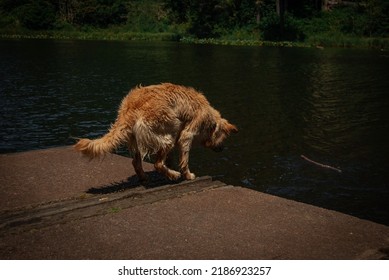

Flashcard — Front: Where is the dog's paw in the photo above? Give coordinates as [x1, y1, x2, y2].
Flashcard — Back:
[184, 172, 196, 180]
[167, 170, 181, 181]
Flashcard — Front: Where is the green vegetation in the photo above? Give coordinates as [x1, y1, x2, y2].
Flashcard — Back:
[1, 0, 388, 49]
[108, 207, 122, 214]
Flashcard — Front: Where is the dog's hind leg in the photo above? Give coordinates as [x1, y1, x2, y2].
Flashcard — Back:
[154, 149, 181, 181]
[132, 151, 148, 183]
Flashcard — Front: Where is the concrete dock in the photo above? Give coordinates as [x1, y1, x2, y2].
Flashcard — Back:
[0, 146, 388, 259]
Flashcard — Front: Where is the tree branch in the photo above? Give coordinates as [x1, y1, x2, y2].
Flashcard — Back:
[301, 155, 342, 173]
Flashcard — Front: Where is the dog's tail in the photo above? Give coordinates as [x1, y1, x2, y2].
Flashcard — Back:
[74, 120, 128, 158]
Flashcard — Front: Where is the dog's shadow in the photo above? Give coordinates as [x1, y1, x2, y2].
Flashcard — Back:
[86, 171, 181, 194]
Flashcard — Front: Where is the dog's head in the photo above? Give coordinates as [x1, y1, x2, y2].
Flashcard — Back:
[204, 118, 238, 152]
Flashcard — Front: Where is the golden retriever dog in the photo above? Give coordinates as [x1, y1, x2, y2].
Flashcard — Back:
[74, 83, 237, 181]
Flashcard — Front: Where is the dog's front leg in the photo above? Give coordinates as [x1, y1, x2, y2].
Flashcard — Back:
[178, 132, 196, 180]
[154, 149, 181, 181]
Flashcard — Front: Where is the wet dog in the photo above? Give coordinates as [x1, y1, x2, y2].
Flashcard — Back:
[74, 83, 237, 181]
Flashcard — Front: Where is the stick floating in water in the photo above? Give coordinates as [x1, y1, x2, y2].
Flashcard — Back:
[301, 155, 342, 173]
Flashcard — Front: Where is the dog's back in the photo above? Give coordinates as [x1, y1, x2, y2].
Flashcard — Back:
[118, 83, 214, 123]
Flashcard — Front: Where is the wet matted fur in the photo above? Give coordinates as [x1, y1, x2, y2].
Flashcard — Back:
[74, 83, 237, 181]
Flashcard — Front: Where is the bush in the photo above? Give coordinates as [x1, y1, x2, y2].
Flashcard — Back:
[17, 0, 56, 30]
[126, 1, 169, 33]
[187, 0, 221, 38]
[260, 12, 305, 41]
[0, 12, 16, 28]
[302, 4, 389, 38]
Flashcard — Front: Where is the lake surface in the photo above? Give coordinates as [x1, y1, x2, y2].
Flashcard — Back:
[1, 39, 388, 225]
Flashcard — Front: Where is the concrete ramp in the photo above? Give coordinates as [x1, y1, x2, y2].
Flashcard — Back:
[0, 147, 388, 259]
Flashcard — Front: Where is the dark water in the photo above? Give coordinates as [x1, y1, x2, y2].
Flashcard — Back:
[1, 39, 389, 225]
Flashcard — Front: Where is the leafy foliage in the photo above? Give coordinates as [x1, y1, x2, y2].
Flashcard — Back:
[73, 0, 128, 27]
[126, 1, 169, 32]
[259, 10, 305, 41]
[0, 0, 388, 45]
[16, 0, 56, 30]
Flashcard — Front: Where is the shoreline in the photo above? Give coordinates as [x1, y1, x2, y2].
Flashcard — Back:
[1, 29, 388, 50]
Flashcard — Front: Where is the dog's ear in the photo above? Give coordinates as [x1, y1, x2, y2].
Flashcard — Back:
[222, 119, 238, 135]
[228, 123, 238, 134]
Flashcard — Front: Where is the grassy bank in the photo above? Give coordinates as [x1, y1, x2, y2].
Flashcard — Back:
[0, 28, 180, 41]
[0, 28, 307, 47]
[305, 33, 389, 50]
[1, 28, 388, 50]
[180, 36, 309, 48]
